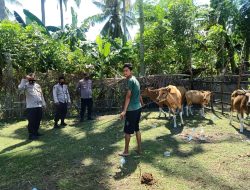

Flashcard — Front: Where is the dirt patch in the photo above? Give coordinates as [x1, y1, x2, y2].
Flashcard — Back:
[178, 133, 213, 143]
[178, 131, 246, 144]
[141, 173, 155, 185]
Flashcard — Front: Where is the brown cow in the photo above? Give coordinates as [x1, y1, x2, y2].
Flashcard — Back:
[185, 90, 212, 117]
[156, 85, 184, 128]
[176, 86, 187, 107]
[141, 87, 169, 118]
[230, 89, 250, 133]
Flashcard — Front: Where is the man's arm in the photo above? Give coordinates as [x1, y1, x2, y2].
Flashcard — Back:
[140, 95, 144, 107]
[120, 90, 131, 119]
[18, 78, 27, 91]
[67, 86, 71, 103]
[53, 85, 59, 104]
[41, 90, 46, 107]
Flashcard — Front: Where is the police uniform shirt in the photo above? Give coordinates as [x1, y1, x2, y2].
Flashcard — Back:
[18, 79, 46, 108]
[53, 83, 71, 103]
[76, 79, 92, 99]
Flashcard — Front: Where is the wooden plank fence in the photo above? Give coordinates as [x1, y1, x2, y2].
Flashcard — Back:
[0, 73, 249, 120]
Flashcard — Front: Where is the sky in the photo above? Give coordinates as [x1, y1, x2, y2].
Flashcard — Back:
[6, 0, 210, 41]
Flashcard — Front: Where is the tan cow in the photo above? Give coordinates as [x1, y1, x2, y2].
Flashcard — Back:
[156, 85, 184, 128]
[176, 86, 187, 107]
[141, 87, 168, 118]
[230, 89, 250, 133]
[185, 90, 212, 117]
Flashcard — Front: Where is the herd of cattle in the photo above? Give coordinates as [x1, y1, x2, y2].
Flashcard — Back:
[141, 85, 250, 133]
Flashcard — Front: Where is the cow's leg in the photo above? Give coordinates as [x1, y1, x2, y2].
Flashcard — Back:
[229, 111, 233, 125]
[186, 106, 189, 117]
[173, 114, 177, 128]
[158, 107, 162, 118]
[168, 108, 171, 118]
[179, 111, 184, 125]
[189, 106, 193, 115]
[239, 113, 244, 133]
[201, 107, 205, 117]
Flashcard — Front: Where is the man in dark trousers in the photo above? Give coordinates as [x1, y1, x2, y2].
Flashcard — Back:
[53, 76, 71, 128]
[119, 63, 144, 156]
[77, 73, 93, 122]
[18, 73, 46, 140]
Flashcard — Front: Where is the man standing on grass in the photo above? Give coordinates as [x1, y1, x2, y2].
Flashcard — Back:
[119, 63, 144, 156]
[18, 73, 46, 140]
[53, 76, 71, 129]
[77, 73, 93, 122]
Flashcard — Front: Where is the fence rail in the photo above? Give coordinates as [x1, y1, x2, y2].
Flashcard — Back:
[0, 72, 249, 120]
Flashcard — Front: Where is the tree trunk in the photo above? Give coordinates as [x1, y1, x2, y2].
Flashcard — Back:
[122, 0, 126, 46]
[138, 0, 145, 76]
[228, 46, 236, 74]
[0, 0, 7, 20]
[41, 0, 46, 25]
[244, 42, 250, 72]
[59, 0, 64, 30]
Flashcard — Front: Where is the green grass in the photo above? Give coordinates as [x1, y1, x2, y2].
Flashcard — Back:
[0, 110, 250, 190]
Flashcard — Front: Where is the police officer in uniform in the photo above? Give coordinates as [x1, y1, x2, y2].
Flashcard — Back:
[18, 73, 46, 140]
[76, 73, 93, 122]
[53, 76, 71, 128]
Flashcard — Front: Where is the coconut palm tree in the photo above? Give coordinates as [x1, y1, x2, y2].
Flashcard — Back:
[58, 0, 81, 29]
[122, 0, 131, 44]
[138, 0, 145, 76]
[237, 0, 250, 64]
[41, 0, 46, 24]
[86, 0, 136, 40]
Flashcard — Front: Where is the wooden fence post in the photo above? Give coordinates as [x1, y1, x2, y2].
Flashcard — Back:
[221, 76, 224, 114]
[210, 77, 214, 112]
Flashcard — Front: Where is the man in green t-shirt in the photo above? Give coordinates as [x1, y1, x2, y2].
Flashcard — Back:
[119, 63, 144, 156]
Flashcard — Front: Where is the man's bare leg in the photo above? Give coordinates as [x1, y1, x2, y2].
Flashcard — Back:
[135, 131, 142, 154]
[122, 133, 131, 155]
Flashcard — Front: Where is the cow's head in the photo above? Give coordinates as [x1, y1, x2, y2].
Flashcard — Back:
[156, 87, 171, 102]
[242, 88, 250, 106]
[245, 93, 250, 106]
[202, 91, 212, 106]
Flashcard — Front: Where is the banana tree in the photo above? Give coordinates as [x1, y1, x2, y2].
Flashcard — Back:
[14, 9, 61, 35]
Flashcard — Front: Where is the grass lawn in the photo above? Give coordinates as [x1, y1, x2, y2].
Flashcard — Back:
[0, 110, 250, 190]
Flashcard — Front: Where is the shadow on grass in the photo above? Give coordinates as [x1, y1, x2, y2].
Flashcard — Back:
[0, 115, 122, 190]
[231, 124, 250, 139]
[0, 140, 32, 155]
[0, 111, 243, 190]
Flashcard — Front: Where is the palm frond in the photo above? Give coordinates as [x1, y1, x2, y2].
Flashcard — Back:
[14, 11, 26, 27]
[92, 0, 106, 10]
[85, 13, 109, 25]
[46, 26, 61, 32]
[23, 9, 50, 35]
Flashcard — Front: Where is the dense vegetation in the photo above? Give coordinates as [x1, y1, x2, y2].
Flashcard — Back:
[0, 0, 250, 78]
